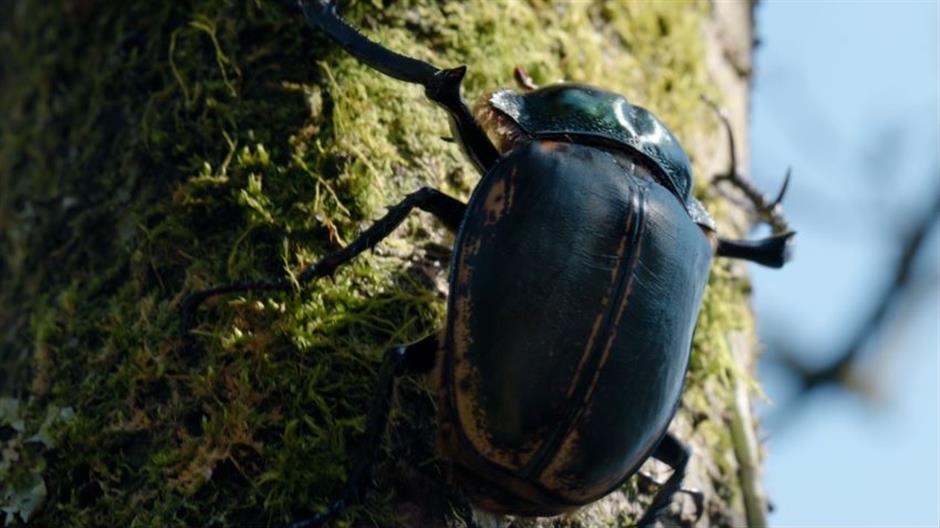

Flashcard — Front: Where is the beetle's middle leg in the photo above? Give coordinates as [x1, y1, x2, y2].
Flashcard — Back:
[181, 187, 465, 346]
[289, 333, 440, 528]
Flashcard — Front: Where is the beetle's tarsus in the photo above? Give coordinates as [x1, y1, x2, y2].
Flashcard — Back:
[704, 96, 793, 234]
[637, 472, 704, 520]
[636, 433, 693, 527]
[768, 167, 792, 210]
[289, 336, 439, 528]
[689, 487, 705, 522]
[637, 471, 705, 524]
[717, 168, 792, 233]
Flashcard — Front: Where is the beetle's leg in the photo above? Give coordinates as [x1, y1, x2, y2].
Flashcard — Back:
[700, 97, 796, 268]
[299, 0, 499, 173]
[716, 231, 795, 269]
[513, 66, 538, 91]
[703, 96, 792, 234]
[290, 334, 440, 528]
[181, 188, 465, 347]
[636, 433, 703, 527]
[637, 471, 705, 523]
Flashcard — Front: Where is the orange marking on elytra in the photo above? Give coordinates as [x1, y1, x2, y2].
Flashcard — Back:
[564, 211, 634, 400]
[537, 140, 567, 153]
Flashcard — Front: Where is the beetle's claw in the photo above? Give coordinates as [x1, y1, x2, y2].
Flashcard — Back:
[684, 487, 705, 523]
[635, 471, 704, 524]
[713, 170, 792, 234]
[757, 168, 792, 233]
[767, 167, 792, 210]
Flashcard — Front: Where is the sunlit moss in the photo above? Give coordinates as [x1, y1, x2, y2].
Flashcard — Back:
[0, 1, 754, 526]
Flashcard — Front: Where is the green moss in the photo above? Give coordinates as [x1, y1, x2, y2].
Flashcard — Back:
[1, 1, 755, 526]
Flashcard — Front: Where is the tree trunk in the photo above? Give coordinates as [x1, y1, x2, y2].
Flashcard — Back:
[0, 1, 767, 526]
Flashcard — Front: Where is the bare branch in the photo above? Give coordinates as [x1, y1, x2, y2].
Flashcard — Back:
[770, 180, 940, 424]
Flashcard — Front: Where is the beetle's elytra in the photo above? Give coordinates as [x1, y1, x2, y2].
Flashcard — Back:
[181, 1, 794, 526]
[439, 139, 713, 515]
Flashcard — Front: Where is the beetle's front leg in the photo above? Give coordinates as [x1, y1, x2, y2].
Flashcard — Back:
[290, 334, 440, 528]
[180, 187, 465, 348]
[299, 0, 499, 173]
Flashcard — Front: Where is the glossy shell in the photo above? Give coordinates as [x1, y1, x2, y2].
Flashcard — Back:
[489, 84, 715, 229]
[437, 140, 713, 514]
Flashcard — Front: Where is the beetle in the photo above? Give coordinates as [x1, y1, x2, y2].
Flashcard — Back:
[181, 1, 794, 526]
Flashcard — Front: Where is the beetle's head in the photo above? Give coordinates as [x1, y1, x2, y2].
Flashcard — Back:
[474, 83, 716, 230]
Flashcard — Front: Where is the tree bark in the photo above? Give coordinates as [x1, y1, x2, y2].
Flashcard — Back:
[0, 1, 767, 526]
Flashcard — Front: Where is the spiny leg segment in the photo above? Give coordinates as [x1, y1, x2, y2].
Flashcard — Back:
[181, 188, 465, 348]
[702, 96, 796, 268]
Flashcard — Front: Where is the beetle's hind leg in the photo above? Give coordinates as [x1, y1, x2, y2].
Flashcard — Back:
[636, 433, 704, 527]
[180, 188, 465, 350]
[289, 334, 440, 528]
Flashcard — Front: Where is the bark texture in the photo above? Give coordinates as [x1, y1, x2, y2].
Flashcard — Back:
[0, 1, 766, 526]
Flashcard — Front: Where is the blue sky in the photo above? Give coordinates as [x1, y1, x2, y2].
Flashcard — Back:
[749, 1, 939, 526]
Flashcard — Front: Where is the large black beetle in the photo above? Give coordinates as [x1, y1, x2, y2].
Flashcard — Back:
[182, 1, 794, 526]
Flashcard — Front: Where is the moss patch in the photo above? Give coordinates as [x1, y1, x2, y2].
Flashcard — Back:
[1, 1, 752, 526]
